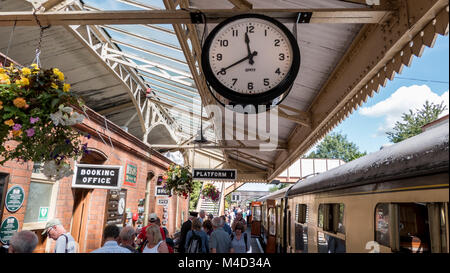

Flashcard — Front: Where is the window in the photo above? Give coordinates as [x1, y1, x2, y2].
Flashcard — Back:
[253, 206, 261, 221]
[317, 203, 346, 253]
[0, 173, 9, 220]
[294, 204, 308, 253]
[318, 203, 345, 234]
[24, 181, 54, 224]
[375, 202, 448, 253]
[268, 208, 276, 236]
[375, 203, 390, 247]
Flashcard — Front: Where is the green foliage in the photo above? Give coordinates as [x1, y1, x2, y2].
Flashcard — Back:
[224, 194, 231, 210]
[189, 180, 203, 211]
[163, 164, 194, 198]
[0, 64, 86, 177]
[386, 101, 447, 143]
[269, 183, 290, 192]
[307, 132, 366, 162]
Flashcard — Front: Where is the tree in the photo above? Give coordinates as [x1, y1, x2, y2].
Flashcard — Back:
[189, 180, 203, 211]
[269, 183, 290, 192]
[307, 132, 366, 162]
[386, 101, 447, 143]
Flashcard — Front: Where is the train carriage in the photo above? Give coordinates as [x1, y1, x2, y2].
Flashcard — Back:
[251, 120, 449, 253]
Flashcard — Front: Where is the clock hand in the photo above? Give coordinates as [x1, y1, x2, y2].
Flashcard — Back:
[217, 51, 257, 75]
[245, 32, 254, 65]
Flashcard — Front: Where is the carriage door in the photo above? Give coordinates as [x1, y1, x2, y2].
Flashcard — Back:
[266, 200, 276, 253]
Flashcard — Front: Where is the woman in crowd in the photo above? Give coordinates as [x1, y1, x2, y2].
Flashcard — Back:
[230, 222, 251, 253]
[142, 224, 169, 253]
[202, 219, 213, 237]
[185, 218, 209, 253]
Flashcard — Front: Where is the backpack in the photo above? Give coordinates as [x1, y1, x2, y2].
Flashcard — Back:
[186, 231, 203, 253]
[231, 233, 248, 252]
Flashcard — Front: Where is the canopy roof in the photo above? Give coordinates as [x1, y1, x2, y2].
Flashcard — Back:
[0, 0, 448, 183]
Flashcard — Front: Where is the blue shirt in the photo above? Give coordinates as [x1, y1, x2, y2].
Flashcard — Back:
[91, 240, 132, 253]
[185, 230, 209, 253]
[230, 232, 250, 253]
[210, 227, 233, 253]
[223, 223, 232, 235]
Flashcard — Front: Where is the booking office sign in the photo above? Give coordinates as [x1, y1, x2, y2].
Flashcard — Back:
[72, 164, 124, 190]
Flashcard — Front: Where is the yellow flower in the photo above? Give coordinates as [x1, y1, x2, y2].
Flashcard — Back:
[31, 64, 40, 74]
[63, 83, 71, 92]
[53, 68, 64, 81]
[0, 67, 5, 73]
[0, 73, 10, 84]
[21, 67, 31, 76]
[15, 77, 30, 87]
[4, 119, 14, 126]
[51, 82, 58, 89]
[12, 129, 23, 137]
[0, 101, 3, 110]
[13, 97, 27, 108]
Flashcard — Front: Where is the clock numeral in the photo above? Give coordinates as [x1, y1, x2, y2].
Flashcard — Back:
[219, 39, 229, 47]
[248, 82, 254, 90]
[264, 78, 270, 86]
[219, 69, 226, 75]
[216, 53, 223, 61]
[246, 25, 255, 33]
[274, 39, 280, 47]
[264, 29, 267, 36]
[232, 78, 238, 86]
[275, 68, 281, 75]
[279, 53, 285, 61]
[232, 29, 238, 37]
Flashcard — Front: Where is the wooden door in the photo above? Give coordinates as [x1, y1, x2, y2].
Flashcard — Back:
[71, 189, 91, 253]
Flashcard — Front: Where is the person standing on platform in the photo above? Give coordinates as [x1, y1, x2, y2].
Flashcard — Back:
[8, 230, 38, 253]
[209, 217, 234, 253]
[137, 213, 167, 252]
[230, 223, 251, 253]
[199, 210, 206, 224]
[91, 224, 131, 253]
[178, 211, 197, 253]
[220, 215, 232, 235]
[42, 219, 78, 253]
[119, 226, 138, 253]
[142, 224, 169, 253]
[231, 212, 247, 232]
[185, 218, 209, 253]
[202, 219, 213, 237]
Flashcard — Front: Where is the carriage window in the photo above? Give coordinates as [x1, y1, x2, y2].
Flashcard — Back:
[253, 206, 261, 221]
[398, 203, 431, 253]
[318, 203, 345, 234]
[296, 204, 308, 224]
[375, 203, 390, 247]
[268, 208, 276, 236]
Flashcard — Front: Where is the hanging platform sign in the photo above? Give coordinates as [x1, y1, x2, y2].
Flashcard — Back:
[193, 169, 237, 181]
[72, 164, 123, 190]
[5, 185, 25, 213]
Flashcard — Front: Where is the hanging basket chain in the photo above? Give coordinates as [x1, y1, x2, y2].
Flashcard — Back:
[31, 8, 51, 67]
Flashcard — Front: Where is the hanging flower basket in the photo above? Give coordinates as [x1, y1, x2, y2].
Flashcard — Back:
[0, 63, 88, 180]
[162, 164, 194, 199]
[201, 183, 221, 202]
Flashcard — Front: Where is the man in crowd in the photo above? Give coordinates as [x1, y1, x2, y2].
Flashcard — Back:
[8, 230, 38, 253]
[92, 224, 131, 253]
[231, 212, 247, 232]
[42, 218, 78, 253]
[179, 211, 197, 253]
[209, 217, 234, 253]
[220, 215, 232, 235]
[199, 210, 206, 224]
[119, 226, 138, 253]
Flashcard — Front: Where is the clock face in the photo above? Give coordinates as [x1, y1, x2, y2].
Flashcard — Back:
[202, 14, 300, 108]
[118, 198, 125, 215]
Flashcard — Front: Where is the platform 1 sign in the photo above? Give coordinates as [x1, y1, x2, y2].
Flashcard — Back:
[193, 169, 236, 181]
[72, 164, 123, 190]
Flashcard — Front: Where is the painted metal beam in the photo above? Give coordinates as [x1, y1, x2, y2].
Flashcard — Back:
[0, 8, 393, 26]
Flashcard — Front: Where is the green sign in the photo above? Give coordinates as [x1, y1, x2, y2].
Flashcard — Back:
[0, 216, 19, 244]
[123, 162, 138, 187]
[38, 207, 49, 222]
[5, 185, 25, 213]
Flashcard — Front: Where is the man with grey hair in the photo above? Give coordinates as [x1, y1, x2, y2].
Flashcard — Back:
[209, 217, 234, 253]
[199, 210, 206, 224]
[8, 230, 38, 253]
[119, 226, 138, 253]
[42, 218, 77, 253]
